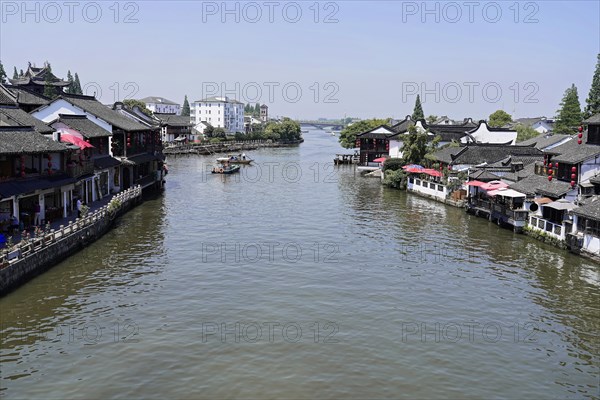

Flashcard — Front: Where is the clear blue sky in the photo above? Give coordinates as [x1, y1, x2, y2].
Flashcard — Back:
[1, 1, 598, 120]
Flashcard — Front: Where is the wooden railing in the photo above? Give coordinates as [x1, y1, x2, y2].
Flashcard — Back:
[0, 185, 142, 266]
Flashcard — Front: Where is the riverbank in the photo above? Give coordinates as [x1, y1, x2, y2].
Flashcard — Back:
[163, 139, 303, 156]
[0, 186, 143, 296]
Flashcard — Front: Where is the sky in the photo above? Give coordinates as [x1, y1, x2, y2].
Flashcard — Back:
[0, 0, 599, 120]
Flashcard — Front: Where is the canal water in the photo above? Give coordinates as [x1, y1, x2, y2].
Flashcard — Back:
[1, 130, 599, 399]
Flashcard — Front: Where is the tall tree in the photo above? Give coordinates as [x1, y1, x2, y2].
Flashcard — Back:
[19, 69, 24, 77]
[66, 70, 74, 94]
[0, 61, 6, 84]
[181, 95, 190, 116]
[411, 95, 424, 120]
[73, 73, 83, 95]
[13, 66, 18, 79]
[488, 110, 512, 127]
[43, 64, 55, 98]
[554, 84, 582, 134]
[584, 53, 600, 119]
[254, 102, 261, 117]
[401, 125, 429, 165]
[515, 125, 540, 142]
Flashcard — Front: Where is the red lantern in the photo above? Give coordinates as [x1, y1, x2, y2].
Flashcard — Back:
[571, 180, 576, 187]
[448, 165, 452, 170]
[554, 162, 559, 168]
[578, 133, 583, 139]
[21, 171, 25, 178]
[571, 173, 576, 180]
[578, 139, 582, 145]
[571, 166, 577, 173]
[548, 175, 553, 181]
[578, 126, 584, 132]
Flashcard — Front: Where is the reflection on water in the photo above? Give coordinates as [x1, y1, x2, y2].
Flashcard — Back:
[0, 131, 598, 399]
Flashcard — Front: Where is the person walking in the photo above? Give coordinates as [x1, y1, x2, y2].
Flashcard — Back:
[76, 198, 82, 218]
[34, 202, 41, 226]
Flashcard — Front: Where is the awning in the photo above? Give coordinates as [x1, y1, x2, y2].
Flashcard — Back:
[174, 136, 187, 142]
[422, 168, 442, 177]
[488, 188, 526, 198]
[545, 199, 577, 211]
[534, 197, 553, 205]
[466, 180, 486, 187]
[0, 175, 76, 198]
[60, 133, 94, 149]
[481, 180, 509, 191]
[373, 157, 387, 163]
[94, 156, 121, 170]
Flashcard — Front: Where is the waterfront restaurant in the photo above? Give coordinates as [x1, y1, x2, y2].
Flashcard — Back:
[356, 125, 396, 170]
[0, 126, 73, 230]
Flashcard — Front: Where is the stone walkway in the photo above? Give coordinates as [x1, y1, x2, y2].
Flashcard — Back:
[1, 196, 114, 248]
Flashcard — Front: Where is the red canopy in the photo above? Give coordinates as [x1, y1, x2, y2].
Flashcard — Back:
[373, 157, 387, 163]
[481, 180, 508, 191]
[60, 133, 94, 149]
[422, 168, 442, 177]
[466, 180, 486, 187]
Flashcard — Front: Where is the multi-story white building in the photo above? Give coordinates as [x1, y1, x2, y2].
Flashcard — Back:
[139, 96, 181, 115]
[191, 96, 245, 133]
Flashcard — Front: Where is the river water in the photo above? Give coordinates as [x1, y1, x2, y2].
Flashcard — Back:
[1, 130, 599, 399]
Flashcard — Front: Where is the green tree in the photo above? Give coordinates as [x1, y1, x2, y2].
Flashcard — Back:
[383, 169, 409, 190]
[0, 61, 7, 84]
[12, 66, 18, 79]
[554, 84, 582, 134]
[264, 118, 301, 141]
[515, 125, 540, 142]
[213, 127, 226, 138]
[204, 125, 214, 137]
[66, 70, 74, 94]
[123, 99, 153, 116]
[412, 95, 424, 120]
[254, 103, 261, 117]
[488, 110, 512, 127]
[584, 53, 600, 119]
[401, 125, 429, 165]
[181, 95, 190, 116]
[426, 115, 438, 124]
[19, 69, 24, 77]
[338, 118, 389, 149]
[43, 64, 55, 98]
[73, 73, 83, 95]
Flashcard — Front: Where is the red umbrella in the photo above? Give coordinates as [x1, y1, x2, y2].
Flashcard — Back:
[60, 133, 95, 149]
[373, 157, 387, 163]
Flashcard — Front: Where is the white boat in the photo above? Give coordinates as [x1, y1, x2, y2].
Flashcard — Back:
[216, 155, 253, 164]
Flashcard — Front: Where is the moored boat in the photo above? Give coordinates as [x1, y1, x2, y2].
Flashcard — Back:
[211, 164, 241, 174]
[216, 154, 253, 164]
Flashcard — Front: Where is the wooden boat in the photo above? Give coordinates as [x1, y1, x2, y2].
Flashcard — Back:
[216, 156, 253, 164]
[211, 164, 240, 174]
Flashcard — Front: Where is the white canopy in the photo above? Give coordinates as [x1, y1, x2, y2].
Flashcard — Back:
[488, 188, 526, 198]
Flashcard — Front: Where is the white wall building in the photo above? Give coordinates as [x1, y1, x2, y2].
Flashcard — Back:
[139, 96, 181, 115]
[191, 96, 245, 134]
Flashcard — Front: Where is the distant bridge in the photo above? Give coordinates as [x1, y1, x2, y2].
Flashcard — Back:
[298, 121, 345, 130]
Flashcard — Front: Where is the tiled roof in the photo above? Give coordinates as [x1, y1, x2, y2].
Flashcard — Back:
[57, 114, 112, 138]
[154, 113, 192, 127]
[502, 163, 536, 182]
[548, 130, 600, 164]
[583, 114, 600, 124]
[448, 143, 542, 166]
[0, 106, 54, 134]
[518, 133, 573, 149]
[94, 156, 121, 169]
[193, 96, 244, 104]
[59, 94, 149, 132]
[469, 169, 501, 181]
[5, 86, 51, 106]
[139, 96, 179, 105]
[0, 85, 17, 105]
[0, 174, 76, 198]
[590, 175, 600, 185]
[0, 126, 68, 154]
[572, 196, 600, 221]
[431, 146, 462, 164]
[508, 173, 572, 197]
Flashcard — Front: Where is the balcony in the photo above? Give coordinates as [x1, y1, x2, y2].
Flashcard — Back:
[66, 161, 95, 179]
[528, 216, 572, 240]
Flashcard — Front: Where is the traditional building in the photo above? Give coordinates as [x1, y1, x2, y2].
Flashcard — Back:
[191, 96, 245, 134]
[8, 63, 69, 97]
[0, 126, 74, 229]
[154, 113, 193, 143]
[569, 196, 600, 259]
[139, 96, 181, 115]
[31, 93, 165, 193]
[461, 121, 518, 145]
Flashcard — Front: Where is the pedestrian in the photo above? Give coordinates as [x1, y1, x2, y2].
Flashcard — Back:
[34, 202, 41, 226]
[76, 198, 82, 218]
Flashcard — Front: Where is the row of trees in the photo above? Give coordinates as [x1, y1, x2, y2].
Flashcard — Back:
[244, 103, 263, 116]
[203, 118, 301, 142]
